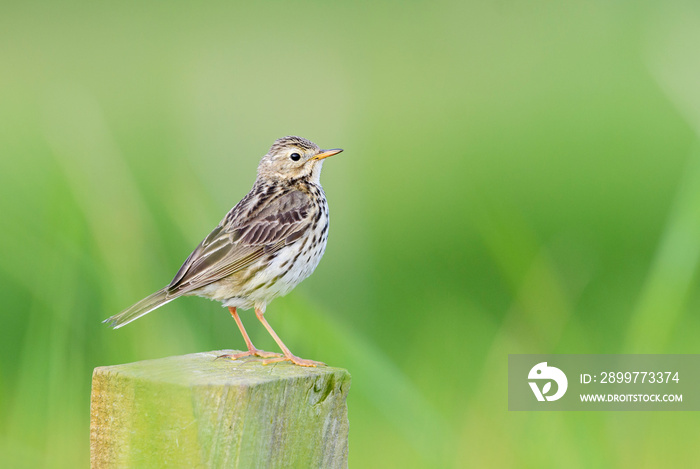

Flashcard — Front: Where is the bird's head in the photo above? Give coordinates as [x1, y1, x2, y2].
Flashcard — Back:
[257, 136, 343, 184]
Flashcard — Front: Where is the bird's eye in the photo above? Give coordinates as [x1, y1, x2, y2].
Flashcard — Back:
[290, 152, 301, 161]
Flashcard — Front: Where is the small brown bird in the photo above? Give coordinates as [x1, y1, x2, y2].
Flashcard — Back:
[104, 136, 343, 367]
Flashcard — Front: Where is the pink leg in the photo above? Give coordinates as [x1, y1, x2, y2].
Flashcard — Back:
[254, 307, 325, 367]
[218, 307, 282, 360]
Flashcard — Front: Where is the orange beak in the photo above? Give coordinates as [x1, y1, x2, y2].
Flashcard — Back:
[313, 148, 343, 161]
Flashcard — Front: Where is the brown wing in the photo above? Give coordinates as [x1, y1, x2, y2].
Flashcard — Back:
[166, 188, 312, 295]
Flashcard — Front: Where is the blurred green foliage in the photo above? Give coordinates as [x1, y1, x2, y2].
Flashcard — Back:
[2, 1, 700, 467]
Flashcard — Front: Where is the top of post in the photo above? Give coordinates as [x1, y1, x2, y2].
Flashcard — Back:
[93, 350, 351, 388]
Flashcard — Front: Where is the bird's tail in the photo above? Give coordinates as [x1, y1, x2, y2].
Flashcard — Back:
[103, 287, 177, 329]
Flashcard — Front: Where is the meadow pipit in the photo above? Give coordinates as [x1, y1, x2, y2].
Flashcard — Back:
[104, 136, 343, 367]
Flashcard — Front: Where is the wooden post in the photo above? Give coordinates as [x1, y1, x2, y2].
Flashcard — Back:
[90, 350, 351, 468]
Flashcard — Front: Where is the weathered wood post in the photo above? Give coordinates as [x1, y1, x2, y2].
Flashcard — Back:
[90, 350, 351, 468]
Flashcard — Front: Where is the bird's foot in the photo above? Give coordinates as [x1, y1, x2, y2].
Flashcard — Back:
[218, 349, 282, 360]
[263, 354, 326, 367]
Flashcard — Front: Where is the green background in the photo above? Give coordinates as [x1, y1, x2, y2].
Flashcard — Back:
[2, 1, 700, 467]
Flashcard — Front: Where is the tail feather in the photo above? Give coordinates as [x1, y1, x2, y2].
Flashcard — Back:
[103, 288, 176, 329]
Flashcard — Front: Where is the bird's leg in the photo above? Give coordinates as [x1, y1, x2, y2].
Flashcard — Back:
[254, 307, 326, 367]
[217, 307, 282, 360]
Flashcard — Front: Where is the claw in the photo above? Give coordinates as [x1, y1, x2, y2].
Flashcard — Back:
[262, 354, 326, 367]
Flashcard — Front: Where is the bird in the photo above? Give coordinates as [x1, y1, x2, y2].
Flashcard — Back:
[103, 136, 343, 367]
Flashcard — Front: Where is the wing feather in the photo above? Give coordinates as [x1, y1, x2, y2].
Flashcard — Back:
[167, 188, 313, 295]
